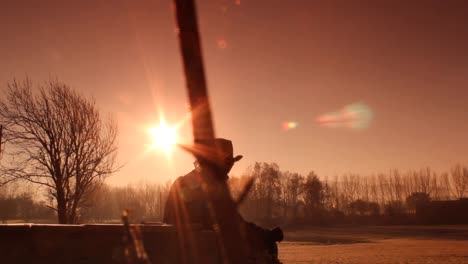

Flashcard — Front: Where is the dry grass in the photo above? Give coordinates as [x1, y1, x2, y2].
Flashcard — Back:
[279, 226, 468, 264]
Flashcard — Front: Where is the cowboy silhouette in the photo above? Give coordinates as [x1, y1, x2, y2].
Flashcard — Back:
[164, 138, 283, 263]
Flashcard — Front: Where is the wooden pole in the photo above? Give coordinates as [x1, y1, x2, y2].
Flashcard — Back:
[173, 0, 214, 142]
[173, 1, 248, 263]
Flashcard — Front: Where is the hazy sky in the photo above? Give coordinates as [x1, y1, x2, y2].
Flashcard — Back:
[1, 0, 468, 184]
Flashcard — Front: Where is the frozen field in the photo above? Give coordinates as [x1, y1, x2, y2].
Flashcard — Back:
[279, 226, 468, 264]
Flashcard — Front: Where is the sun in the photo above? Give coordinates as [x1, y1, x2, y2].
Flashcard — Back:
[148, 120, 178, 154]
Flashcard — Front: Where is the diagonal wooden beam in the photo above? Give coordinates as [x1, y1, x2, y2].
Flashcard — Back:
[173, 0, 214, 143]
[173, 1, 248, 263]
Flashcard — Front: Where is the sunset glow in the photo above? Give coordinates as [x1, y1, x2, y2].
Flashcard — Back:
[3, 0, 468, 187]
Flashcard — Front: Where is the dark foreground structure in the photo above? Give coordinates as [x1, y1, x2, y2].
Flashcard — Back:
[417, 198, 468, 224]
[0, 224, 219, 264]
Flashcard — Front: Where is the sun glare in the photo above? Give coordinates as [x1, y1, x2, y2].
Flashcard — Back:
[148, 121, 178, 154]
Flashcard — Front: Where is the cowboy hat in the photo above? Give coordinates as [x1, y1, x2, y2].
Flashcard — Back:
[179, 138, 243, 163]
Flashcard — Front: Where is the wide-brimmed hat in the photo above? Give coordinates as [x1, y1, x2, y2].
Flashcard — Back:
[180, 138, 243, 163]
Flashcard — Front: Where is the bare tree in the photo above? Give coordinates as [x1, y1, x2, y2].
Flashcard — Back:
[331, 176, 342, 210]
[369, 175, 379, 204]
[449, 164, 468, 199]
[80, 182, 117, 222]
[282, 172, 304, 220]
[303, 171, 324, 216]
[440, 172, 453, 200]
[377, 173, 389, 206]
[0, 124, 16, 187]
[341, 174, 360, 206]
[429, 170, 442, 200]
[251, 162, 281, 220]
[390, 169, 404, 202]
[0, 80, 118, 224]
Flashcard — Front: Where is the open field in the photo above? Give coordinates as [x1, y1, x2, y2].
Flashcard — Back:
[279, 226, 468, 264]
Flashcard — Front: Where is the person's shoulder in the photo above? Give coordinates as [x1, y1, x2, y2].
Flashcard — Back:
[172, 170, 194, 181]
[180, 170, 202, 189]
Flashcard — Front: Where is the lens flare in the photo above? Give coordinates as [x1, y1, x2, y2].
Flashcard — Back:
[217, 38, 228, 50]
[316, 103, 374, 131]
[282, 121, 298, 130]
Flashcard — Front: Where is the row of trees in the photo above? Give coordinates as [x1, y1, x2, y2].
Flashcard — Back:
[235, 162, 468, 225]
[49, 163, 468, 224]
[0, 179, 173, 224]
[79, 181, 172, 223]
[1, 162, 467, 225]
[0, 192, 54, 223]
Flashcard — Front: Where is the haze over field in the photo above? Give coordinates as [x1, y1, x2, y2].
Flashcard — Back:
[280, 226, 468, 264]
[1, 0, 468, 185]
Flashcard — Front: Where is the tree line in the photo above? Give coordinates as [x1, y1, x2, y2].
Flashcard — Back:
[0, 193, 54, 223]
[236, 162, 468, 226]
[1, 162, 467, 226]
[0, 181, 172, 224]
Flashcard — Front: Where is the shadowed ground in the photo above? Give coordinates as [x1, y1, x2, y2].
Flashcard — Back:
[279, 226, 468, 264]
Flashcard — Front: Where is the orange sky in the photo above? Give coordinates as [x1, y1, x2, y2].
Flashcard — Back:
[1, 0, 468, 184]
